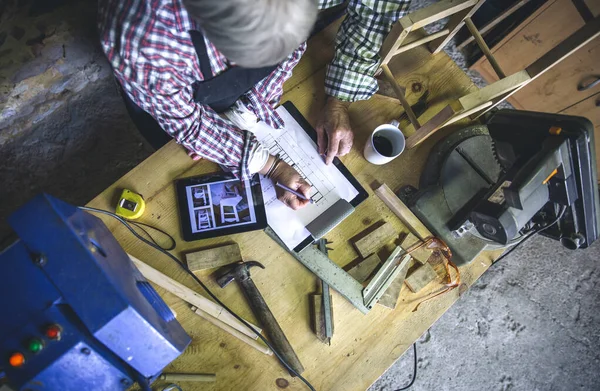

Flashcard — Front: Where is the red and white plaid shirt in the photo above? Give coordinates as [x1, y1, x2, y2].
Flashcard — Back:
[98, 0, 305, 178]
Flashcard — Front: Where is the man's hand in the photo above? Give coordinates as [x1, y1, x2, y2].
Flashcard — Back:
[260, 156, 311, 210]
[316, 96, 354, 165]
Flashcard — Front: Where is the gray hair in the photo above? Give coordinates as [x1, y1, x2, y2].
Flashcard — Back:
[183, 0, 318, 68]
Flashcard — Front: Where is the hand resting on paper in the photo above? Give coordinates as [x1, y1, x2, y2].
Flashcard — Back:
[260, 156, 311, 210]
[316, 96, 354, 165]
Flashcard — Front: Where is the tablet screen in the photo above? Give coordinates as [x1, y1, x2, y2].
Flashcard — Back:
[177, 173, 267, 241]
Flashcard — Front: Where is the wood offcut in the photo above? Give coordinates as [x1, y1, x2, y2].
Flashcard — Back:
[405, 263, 438, 293]
[186, 243, 242, 271]
[352, 222, 397, 258]
[402, 232, 433, 265]
[310, 294, 334, 343]
[346, 253, 382, 283]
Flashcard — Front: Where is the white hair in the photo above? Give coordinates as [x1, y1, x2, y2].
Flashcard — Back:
[183, 0, 318, 68]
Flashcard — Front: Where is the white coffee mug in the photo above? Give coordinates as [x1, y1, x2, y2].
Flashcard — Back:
[363, 120, 406, 165]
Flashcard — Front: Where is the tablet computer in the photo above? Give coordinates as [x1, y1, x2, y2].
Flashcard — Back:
[176, 173, 267, 241]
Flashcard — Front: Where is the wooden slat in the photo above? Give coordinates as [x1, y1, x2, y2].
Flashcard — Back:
[408, 0, 478, 30]
[400, 232, 432, 265]
[464, 17, 507, 79]
[381, 64, 422, 129]
[129, 254, 262, 338]
[405, 105, 457, 149]
[430, 0, 486, 54]
[190, 306, 273, 356]
[457, 70, 531, 110]
[377, 261, 410, 309]
[394, 29, 450, 55]
[380, 18, 414, 68]
[374, 184, 433, 241]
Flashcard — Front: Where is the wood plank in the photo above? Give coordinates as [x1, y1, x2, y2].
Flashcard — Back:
[346, 253, 382, 283]
[457, 70, 531, 110]
[429, 0, 486, 54]
[129, 254, 262, 338]
[525, 18, 600, 78]
[583, 0, 600, 17]
[408, 0, 478, 30]
[485, 23, 600, 115]
[87, 40, 484, 391]
[374, 184, 433, 241]
[470, 0, 587, 110]
[352, 222, 398, 258]
[186, 243, 242, 271]
[405, 105, 457, 148]
[405, 263, 438, 293]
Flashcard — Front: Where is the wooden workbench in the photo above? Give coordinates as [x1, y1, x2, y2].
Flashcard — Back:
[89, 21, 497, 391]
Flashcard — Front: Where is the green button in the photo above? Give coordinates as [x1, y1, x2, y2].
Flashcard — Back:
[28, 339, 43, 353]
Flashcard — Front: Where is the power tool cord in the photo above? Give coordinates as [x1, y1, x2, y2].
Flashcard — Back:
[492, 205, 567, 265]
[79, 206, 316, 391]
[393, 342, 417, 391]
[388, 205, 567, 390]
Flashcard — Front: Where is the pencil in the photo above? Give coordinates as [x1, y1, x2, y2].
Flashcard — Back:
[275, 182, 314, 203]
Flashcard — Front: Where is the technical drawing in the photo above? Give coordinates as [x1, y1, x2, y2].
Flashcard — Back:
[261, 133, 336, 205]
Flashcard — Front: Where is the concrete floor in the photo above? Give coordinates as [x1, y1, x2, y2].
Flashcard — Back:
[1, 2, 599, 391]
[369, 235, 600, 391]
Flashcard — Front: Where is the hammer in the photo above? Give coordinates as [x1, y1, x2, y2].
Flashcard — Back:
[215, 261, 304, 375]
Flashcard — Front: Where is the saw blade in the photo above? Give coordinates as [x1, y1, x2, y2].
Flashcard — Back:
[491, 138, 517, 172]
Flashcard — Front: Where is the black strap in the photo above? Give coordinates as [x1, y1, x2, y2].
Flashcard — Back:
[189, 30, 215, 79]
[188, 30, 277, 113]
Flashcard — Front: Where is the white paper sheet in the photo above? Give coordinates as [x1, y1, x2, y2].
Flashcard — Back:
[253, 106, 359, 249]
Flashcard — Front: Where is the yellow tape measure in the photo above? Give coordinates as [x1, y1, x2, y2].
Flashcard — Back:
[115, 189, 146, 220]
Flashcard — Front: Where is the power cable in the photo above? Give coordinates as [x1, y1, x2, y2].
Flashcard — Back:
[393, 343, 417, 391]
[492, 205, 567, 265]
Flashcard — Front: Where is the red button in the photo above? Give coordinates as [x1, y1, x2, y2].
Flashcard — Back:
[9, 352, 25, 367]
[45, 324, 62, 340]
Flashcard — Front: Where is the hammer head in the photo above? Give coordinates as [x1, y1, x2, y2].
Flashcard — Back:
[215, 261, 265, 288]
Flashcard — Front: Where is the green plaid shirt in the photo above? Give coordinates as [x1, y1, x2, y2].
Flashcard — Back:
[319, 0, 411, 102]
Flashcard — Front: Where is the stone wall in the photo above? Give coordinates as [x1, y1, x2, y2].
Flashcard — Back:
[0, 0, 113, 145]
[0, 0, 153, 239]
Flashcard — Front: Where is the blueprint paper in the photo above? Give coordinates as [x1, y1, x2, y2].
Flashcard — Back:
[253, 106, 359, 249]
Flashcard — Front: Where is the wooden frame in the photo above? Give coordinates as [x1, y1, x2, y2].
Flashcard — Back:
[404, 17, 600, 148]
[379, 0, 600, 149]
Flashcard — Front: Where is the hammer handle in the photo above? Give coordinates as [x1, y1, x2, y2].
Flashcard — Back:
[239, 277, 305, 375]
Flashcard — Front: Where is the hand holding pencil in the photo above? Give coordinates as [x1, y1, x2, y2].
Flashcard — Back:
[260, 156, 312, 210]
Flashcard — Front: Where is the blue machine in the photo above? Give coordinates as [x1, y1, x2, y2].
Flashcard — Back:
[0, 195, 191, 390]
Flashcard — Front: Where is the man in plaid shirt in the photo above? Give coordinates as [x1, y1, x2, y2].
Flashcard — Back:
[99, 0, 410, 209]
